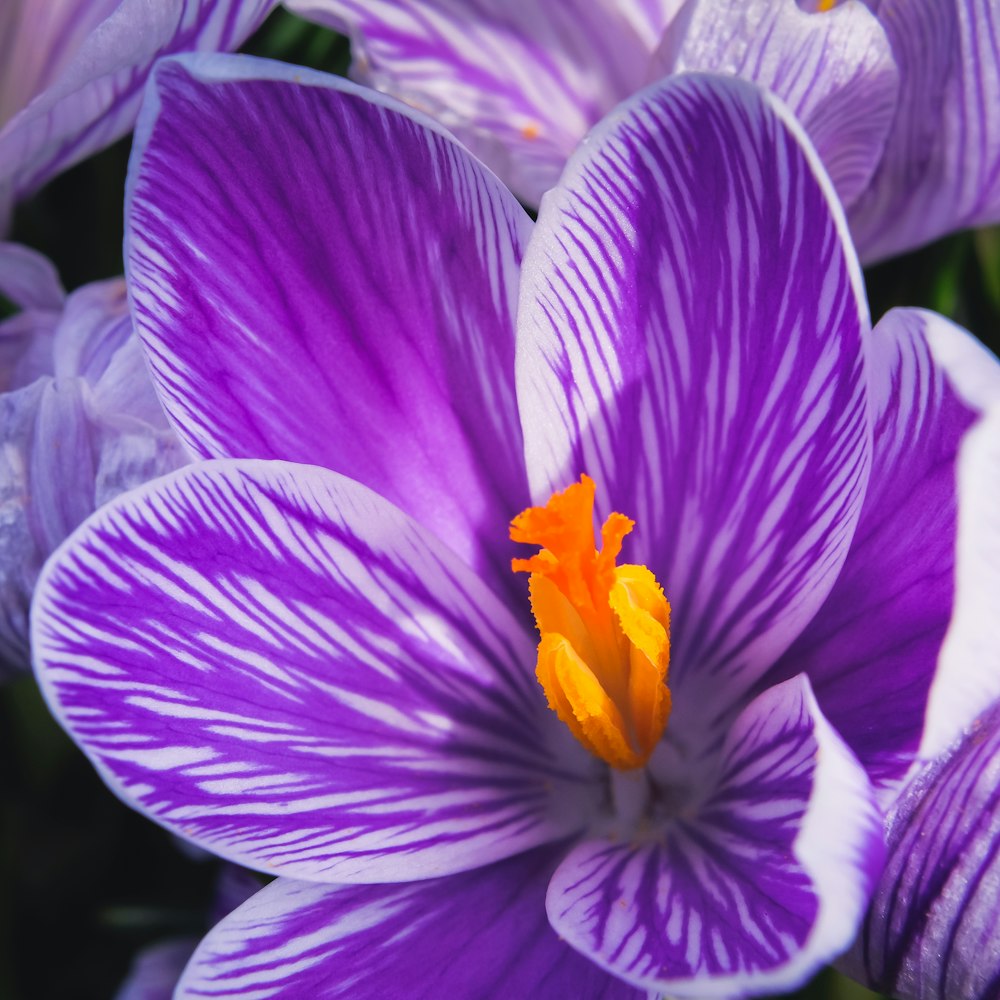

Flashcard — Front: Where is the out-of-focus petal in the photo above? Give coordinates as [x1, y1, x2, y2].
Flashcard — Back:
[50, 277, 131, 384]
[547, 675, 883, 997]
[0, 242, 65, 310]
[0, 1, 120, 128]
[0, 243, 65, 389]
[0, 0, 275, 217]
[127, 53, 531, 580]
[284, 0, 678, 204]
[844, 699, 1000, 1000]
[0, 368, 183, 677]
[0, 378, 95, 672]
[33, 460, 597, 882]
[115, 938, 199, 1000]
[177, 847, 639, 998]
[849, 0, 1000, 261]
[517, 72, 870, 750]
[767, 309, 1000, 799]
[653, 0, 897, 207]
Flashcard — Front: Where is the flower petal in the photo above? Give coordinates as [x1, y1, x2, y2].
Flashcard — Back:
[127, 53, 531, 579]
[285, 0, 676, 204]
[49, 277, 131, 383]
[116, 938, 199, 1000]
[0, 241, 65, 311]
[653, 0, 898, 207]
[33, 460, 597, 882]
[517, 72, 871, 746]
[0, 372, 184, 676]
[0, 0, 274, 211]
[845, 699, 1000, 1000]
[547, 675, 884, 997]
[848, 0, 1000, 261]
[767, 309, 1000, 799]
[0, 242, 64, 389]
[1, 377, 93, 672]
[177, 847, 639, 998]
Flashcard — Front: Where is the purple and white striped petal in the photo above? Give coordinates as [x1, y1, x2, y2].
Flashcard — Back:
[0, 0, 274, 218]
[547, 675, 884, 998]
[766, 309, 1000, 800]
[284, 0, 678, 205]
[848, 0, 1000, 262]
[127, 54, 531, 580]
[844, 699, 1000, 1000]
[33, 460, 597, 883]
[653, 0, 897, 208]
[177, 847, 640, 998]
[517, 72, 871, 747]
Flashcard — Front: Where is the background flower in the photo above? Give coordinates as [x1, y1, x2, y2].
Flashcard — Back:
[0, 242, 188, 678]
[0, 0, 276, 231]
[285, 0, 1000, 262]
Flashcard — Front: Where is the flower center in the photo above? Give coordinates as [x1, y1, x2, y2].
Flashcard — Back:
[510, 475, 671, 770]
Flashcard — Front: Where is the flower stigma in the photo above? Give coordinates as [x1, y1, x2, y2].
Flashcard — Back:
[510, 475, 671, 770]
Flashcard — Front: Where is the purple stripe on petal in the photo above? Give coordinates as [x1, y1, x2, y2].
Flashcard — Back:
[127, 53, 532, 582]
[517, 72, 871, 751]
[547, 676, 883, 997]
[844, 699, 1000, 1000]
[849, 0, 1000, 261]
[0, 0, 275, 206]
[655, 0, 898, 208]
[767, 309, 1000, 799]
[285, 0, 675, 204]
[33, 460, 597, 883]
[178, 847, 639, 998]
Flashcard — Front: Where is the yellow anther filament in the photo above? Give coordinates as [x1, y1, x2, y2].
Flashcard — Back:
[511, 475, 671, 770]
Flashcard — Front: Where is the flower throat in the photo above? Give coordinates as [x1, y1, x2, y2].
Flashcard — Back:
[510, 475, 671, 770]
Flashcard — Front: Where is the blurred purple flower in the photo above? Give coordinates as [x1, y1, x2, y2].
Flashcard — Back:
[0, 0, 275, 230]
[0, 243, 187, 677]
[287, 0, 1000, 262]
[31, 55, 1000, 997]
[843, 695, 1000, 1000]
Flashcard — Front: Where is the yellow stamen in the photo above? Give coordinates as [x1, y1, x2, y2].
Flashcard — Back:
[511, 475, 671, 769]
[816, 0, 837, 10]
[520, 121, 541, 140]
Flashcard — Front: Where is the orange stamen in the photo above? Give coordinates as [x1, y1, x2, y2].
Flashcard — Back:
[511, 475, 671, 769]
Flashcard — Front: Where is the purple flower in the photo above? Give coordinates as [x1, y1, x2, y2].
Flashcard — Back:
[31, 55, 1000, 997]
[287, 0, 1000, 262]
[0, 243, 187, 677]
[0, 0, 275, 230]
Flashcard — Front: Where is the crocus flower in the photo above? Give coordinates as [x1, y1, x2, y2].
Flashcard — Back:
[31, 54, 1000, 997]
[0, 243, 187, 676]
[286, 0, 1000, 262]
[0, 0, 275, 230]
